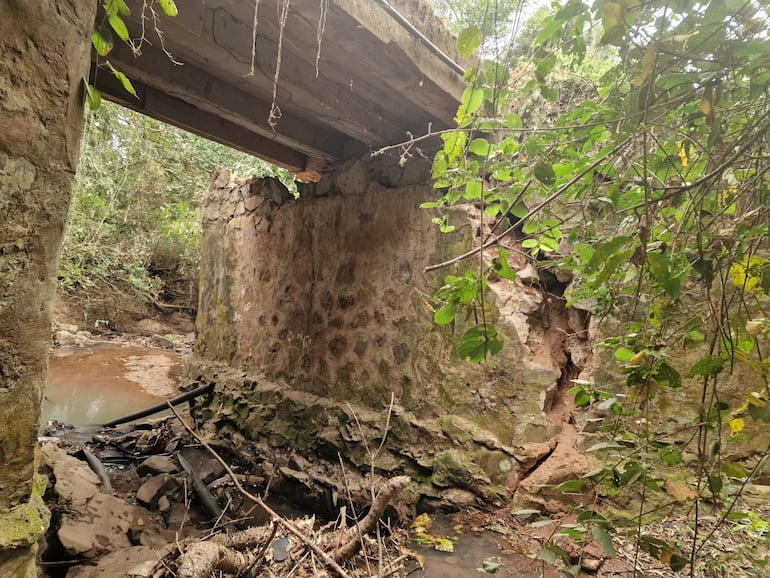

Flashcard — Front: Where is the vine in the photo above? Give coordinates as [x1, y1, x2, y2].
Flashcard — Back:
[426, 0, 770, 574]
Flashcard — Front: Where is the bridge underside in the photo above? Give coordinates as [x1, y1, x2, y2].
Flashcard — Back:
[92, 0, 465, 179]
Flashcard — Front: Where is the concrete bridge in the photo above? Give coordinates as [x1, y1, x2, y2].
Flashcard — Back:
[92, 0, 466, 179]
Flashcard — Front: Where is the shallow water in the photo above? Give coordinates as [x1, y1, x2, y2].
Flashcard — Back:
[411, 518, 568, 578]
[42, 344, 181, 427]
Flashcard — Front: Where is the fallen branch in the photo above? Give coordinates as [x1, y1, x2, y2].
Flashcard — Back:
[329, 476, 409, 562]
[166, 403, 353, 578]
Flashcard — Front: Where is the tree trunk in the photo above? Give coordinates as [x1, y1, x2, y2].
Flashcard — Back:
[0, 1, 95, 575]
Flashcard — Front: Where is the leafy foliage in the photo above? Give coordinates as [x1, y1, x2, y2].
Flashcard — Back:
[62, 101, 293, 305]
[428, 0, 770, 573]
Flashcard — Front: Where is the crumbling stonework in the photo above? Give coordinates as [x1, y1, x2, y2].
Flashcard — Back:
[188, 160, 591, 508]
[0, 1, 95, 574]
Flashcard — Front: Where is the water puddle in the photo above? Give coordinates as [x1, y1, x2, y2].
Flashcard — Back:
[42, 344, 181, 427]
[409, 516, 568, 578]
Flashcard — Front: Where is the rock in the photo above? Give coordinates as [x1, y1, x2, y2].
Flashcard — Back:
[138, 525, 169, 549]
[166, 503, 190, 529]
[517, 263, 540, 285]
[439, 488, 477, 508]
[66, 546, 162, 578]
[151, 334, 175, 349]
[157, 495, 171, 513]
[432, 449, 490, 490]
[137, 455, 178, 477]
[136, 474, 173, 506]
[58, 492, 145, 558]
[55, 322, 80, 334]
[41, 443, 100, 506]
[198, 457, 225, 484]
[54, 330, 78, 346]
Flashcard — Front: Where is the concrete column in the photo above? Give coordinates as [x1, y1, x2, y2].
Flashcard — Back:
[0, 1, 95, 574]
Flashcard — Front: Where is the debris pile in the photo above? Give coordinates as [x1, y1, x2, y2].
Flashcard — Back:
[39, 414, 411, 578]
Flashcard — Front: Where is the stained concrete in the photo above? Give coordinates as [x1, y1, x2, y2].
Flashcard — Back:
[186, 160, 592, 508]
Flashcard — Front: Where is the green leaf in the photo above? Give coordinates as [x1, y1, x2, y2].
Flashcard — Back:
[534, 162, 556, 185]
[457, 25, 482, 57]
[574, 390, 591, 406]
[505, 113, 522, 129]
[442, 130, 467, 159]
[721, 461, 748, 478]
[464, 180, 482, 200]
[540, 85, 558, 101]
[158, 0, 179, 17]
[587, 236, 631, 268]
[84, 81, 102, 110]
[659, 447, 682, 467]
[552, 478, 587, 492]
[468, 138, 491, 157]
[593, 526, 616, 557]
[614, 347, 635, 361]
[92, 23, 114, 56]
[748, 399, 770, 423]
[647, 252, 684, 299]
[434, 302, 457, 325]
[536, 55, 557, 83]
[105, 61, 137, 97]
[459, 324, 503, 363]
[687, 354, 728, 378]
[708, 474, 723, 495]
[533, 18, 562, 46]
[492, 248, 516, 281]
[461, 87, 484, 115]
[108, 13, 130, 41]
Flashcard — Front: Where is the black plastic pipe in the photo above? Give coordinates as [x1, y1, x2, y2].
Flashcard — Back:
[102, 382, 215, 427]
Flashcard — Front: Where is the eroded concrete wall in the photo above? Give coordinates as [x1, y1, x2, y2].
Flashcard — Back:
[0, 1, 95, 574]
[188, 160, 589, 508]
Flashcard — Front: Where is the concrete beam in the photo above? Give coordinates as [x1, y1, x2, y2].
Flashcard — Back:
[92, 67, 312, 173]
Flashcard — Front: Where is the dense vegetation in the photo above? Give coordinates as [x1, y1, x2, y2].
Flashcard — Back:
[61, 101, 293, 310]
[428, 0, 770, 574]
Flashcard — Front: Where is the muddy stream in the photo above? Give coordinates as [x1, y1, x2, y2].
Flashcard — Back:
[43, 344, 180, 427]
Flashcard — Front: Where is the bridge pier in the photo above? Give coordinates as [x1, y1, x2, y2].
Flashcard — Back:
[186, 158, 577, 509]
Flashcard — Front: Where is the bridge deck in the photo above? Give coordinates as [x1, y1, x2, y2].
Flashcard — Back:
[92, 0, 465, 179]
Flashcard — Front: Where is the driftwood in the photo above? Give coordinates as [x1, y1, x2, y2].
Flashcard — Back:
[165, 403, 411, 578]
[174, 477, 409, 578]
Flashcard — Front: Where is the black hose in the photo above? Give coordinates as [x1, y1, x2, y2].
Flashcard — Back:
[102, 382, 215, 427]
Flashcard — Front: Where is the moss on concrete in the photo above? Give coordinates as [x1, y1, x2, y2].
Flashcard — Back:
[0, 475, 50, 549]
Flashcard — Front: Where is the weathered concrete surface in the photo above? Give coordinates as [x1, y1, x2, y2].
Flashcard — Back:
[187, 161, 592, 507]
[0, 1, 95, 574]
[96, 0, 467, 177]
